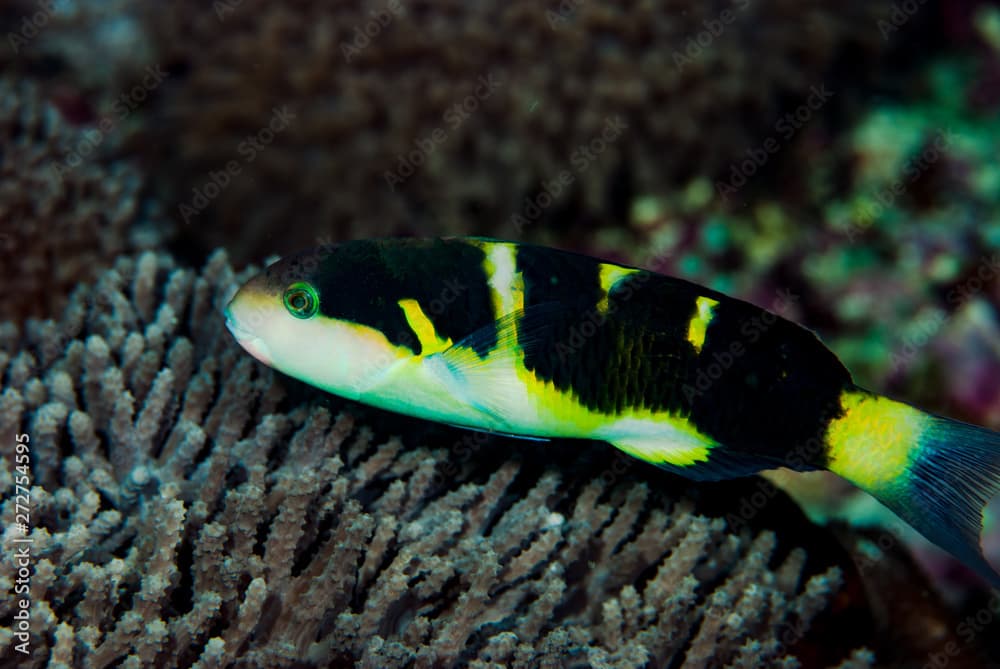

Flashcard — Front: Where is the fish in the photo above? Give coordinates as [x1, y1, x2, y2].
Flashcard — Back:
[225, 237, 1000, 588]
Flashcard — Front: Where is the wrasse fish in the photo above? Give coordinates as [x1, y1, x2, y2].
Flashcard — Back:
[225, 237, 1000, 587]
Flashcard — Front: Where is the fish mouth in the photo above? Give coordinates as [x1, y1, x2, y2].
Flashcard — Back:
[224, 307, 274, 367]
[224, 313, 253, 339]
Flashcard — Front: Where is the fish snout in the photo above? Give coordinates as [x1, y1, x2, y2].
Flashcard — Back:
[224, 296, 276, 366]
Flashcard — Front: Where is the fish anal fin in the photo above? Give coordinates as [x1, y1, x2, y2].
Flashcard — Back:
[610, 436, 771, 482]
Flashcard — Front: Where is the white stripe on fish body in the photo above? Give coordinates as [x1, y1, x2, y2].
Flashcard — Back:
[361, 346, 717, 468]
[357, 351, 542, 432]
[475, 240, 525, 317]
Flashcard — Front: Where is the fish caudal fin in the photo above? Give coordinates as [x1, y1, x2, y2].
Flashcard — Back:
[825, 388, 1000, 589]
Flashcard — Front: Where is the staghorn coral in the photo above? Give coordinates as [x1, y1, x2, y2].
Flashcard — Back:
[0, 74, 167, 322]
[141, 0, 899, 263]
[0, 250, 875, 668]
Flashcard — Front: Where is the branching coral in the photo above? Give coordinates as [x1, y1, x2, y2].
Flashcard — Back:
[141, 0, 898, 263]
[0, 75, 166, 322]
[0, 251, 874, 668]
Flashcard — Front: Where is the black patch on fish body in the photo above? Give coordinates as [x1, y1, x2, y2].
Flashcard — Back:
[510, 242, 851, 468]
[269, 239, 497, 355]
[683, 295, 850, 466]
[516, 243, 605, 310]
[518, 267, 702, 414]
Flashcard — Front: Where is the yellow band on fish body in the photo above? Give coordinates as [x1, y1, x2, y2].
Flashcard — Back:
[398, 299, 453, 355]
[686, 296, 719, 353]
[477, 241, 524, 317]
[825, 390, 928, 492]
[597, 264, 640, 314]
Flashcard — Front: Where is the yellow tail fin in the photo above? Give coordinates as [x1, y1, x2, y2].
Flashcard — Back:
[826, 388, 1000, 589]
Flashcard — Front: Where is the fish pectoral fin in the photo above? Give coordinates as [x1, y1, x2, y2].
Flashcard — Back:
[426, 302, 573, 429]
[353, 356, 410, 397]
[609, 437, 774, 482]
[423, 349, 514, 428]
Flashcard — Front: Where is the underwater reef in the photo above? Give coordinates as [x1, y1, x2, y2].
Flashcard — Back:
[1, 0, 1000, 667]
[587, 22, 1000, 594]
[0, 251, 881, 668]
[134, 0, 901, 263]
[0, 74, 165, 322]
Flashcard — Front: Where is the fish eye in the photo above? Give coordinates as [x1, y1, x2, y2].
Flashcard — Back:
[282, 282, 318, 319]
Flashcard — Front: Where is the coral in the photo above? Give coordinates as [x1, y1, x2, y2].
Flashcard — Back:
[0, 250, 873, 668]
[140, 0, 897, 263]
[835, 527, 1000, 669]
[0, 74, 167, 322]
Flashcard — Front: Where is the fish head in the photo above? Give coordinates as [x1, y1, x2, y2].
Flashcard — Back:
[224, 243, 417, 399]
